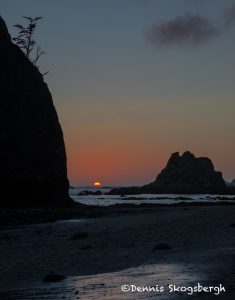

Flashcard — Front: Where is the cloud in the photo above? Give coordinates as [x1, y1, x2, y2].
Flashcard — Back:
[224, 3, 235, 26]
[145, 13, 219, 47]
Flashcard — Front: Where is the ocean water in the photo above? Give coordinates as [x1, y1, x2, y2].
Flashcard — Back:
[69, 187, 235, 206]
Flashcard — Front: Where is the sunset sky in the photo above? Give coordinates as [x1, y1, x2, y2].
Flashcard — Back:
[2, 0, 235, 186]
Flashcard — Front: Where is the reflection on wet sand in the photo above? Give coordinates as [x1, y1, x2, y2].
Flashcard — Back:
[1, 263, 199, 300]
[1, 206, 235, 299]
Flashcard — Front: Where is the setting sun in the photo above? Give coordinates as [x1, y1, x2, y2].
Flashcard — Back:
[93, 181, 101, 187]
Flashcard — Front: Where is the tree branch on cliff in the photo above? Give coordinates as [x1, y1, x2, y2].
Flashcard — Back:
[13, 16, 49, 76]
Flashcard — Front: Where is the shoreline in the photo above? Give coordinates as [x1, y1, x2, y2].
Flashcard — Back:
[1, 200, 235, 227]
[0, 205, 235, 299]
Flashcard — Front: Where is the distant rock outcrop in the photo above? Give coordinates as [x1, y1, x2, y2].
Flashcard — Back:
[0, 17, 72, 207]
[146, 151, 226, 193]
[109, 151, 228, 195]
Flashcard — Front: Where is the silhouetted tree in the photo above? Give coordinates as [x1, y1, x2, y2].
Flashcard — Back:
[13, 16, 48, 76]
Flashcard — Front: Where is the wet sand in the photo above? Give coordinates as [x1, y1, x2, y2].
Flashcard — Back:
[0, 205, 235, 299]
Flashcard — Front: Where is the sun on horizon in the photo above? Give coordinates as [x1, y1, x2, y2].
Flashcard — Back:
[93, 181, 101, 187]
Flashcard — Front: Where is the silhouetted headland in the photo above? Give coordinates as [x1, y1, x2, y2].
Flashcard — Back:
[0, 17, 73, 208]
[109, 151, 235, 195]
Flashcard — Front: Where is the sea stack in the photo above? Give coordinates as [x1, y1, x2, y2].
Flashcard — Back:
[109, 151, 228, 195]
[147, 151, 226, 193]
[0, 17, 72, 207]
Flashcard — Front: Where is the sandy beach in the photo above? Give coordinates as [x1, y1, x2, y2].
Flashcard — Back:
[0, 204, 235, 299]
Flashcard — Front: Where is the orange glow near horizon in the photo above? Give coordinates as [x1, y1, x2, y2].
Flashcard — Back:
[93, 181, 101, 187]
[66, 140, 235, 186]
[66, 144, 163, 186]
[63, 99, 235, 186]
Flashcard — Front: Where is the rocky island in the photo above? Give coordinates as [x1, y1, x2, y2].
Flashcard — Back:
[110, 151, 233, 195]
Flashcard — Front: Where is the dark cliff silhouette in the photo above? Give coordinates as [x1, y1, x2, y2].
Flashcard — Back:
[0, 17, 72, 207]
[110, 151, 230, 195]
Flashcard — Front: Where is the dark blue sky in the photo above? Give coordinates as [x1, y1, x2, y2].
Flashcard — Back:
[1, 0, 235, 185]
